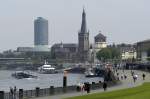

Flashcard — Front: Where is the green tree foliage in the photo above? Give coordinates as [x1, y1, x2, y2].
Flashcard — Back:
[96, 48, 111, 61]
[110, 47, 120, 59]
[96, 47, 120, 61]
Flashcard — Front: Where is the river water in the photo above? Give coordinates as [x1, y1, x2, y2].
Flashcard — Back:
[0, 70, 103, 92]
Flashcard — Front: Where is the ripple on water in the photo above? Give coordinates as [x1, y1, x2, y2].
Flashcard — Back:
[0, 70, 104, 92]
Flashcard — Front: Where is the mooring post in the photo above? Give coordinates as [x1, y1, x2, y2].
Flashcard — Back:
[0, 91, 4, 99]
[50, 86, 54, 95]
[19, 89, 23, 99]
[63, 71, 67, 87]
[35, 87, 40, 97]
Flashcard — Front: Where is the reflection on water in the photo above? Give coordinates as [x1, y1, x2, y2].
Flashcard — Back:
[0, 70, 103, 92]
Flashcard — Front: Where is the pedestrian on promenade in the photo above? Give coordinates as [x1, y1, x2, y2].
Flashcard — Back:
[142, 73, 146, 80]
[81, 83, 85, 92]
[10, 87, 14, 99]
[121, 75, 124, 80]
[131, 71, 134, 76]
[86, 83, 90, 93]
[103, 82, 107, 91]
[124, 75, 127, 79]
[84, 83, 90, 93]
[14, 86, 17, 99]
[133, 74, 138, 83]
[116, 69, 118, 73]
[117, 72, 119, 76]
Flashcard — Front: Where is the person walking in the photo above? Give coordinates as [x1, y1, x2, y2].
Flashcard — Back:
[81, 83, 85, 92]
[86, 83, 90, 93]
[131, 71, 134, 76]
[14, 86, 17, 99]
[103, 82, 107, 91]
[142, 73, 146, 80]
[133, 74, 138, 83]
[117, 72, 119, 76]
[83, 83, 89, 93]
[10, 87, 14, 99]
[121, 75, 124, 80]
[124, 75, 127, 79]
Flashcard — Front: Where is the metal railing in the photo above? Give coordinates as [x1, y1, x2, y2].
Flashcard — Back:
[2, 81, 118, 99]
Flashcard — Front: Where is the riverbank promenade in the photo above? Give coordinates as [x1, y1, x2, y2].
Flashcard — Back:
[31, 70, 150, 99]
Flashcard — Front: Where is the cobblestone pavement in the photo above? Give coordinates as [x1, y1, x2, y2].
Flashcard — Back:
[30, 70, 150, 99]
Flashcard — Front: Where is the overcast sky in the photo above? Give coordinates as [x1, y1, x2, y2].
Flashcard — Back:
[0, 0, 150, 52]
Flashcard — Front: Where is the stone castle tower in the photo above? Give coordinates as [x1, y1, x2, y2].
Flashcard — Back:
[78, 8, 89, 62]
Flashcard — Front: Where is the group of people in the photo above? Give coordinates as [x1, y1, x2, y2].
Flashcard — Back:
[115, 68, 147, 83]
[121, 74, 127, 80]
[77, 82, 91, 93]
[10, 86, 17, 99]
[77, 81, 108, 93]
[131, 71, 146, 83]
[115, 71, 127, 81]
[116, 69, 146, 83]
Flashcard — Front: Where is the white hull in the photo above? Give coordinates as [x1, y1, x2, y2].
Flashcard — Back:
[38, 61, 56, 74]
[38, 69, 56, 74]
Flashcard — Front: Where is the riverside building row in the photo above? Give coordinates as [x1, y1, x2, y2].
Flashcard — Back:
[15, 9, 150, 63]
[16, 9, 107, 62]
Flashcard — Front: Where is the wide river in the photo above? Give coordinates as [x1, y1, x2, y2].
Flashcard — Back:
[0, 70, 103, 92]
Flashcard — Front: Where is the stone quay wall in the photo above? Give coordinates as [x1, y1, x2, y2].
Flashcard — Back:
[1, 81, 120, 99]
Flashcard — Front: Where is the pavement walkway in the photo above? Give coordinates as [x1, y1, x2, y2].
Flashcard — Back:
[30, 70, 150, 99]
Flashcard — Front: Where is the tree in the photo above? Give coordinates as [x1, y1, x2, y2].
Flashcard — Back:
[110, 47, 120, 59]
[96, 47, 120, 62]
[96, 48, 111, 62]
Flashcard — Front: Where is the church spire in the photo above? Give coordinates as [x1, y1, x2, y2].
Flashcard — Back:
[80, 8, 87, 33]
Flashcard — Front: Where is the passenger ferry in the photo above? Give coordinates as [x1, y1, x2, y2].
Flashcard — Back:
[38, 61, 56, 74]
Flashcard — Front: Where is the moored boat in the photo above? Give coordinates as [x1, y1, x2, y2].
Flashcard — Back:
[12, 71, 37, 79]
[85, 68, 99, 77]
[38, 61, 56, 74]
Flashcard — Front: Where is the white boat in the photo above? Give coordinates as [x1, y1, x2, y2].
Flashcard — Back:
[85, 68, 98, 77]
[38, 61, 56, 74]
[85, 71, 95, 77]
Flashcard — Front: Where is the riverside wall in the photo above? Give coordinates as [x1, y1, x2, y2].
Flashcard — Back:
[1, 81, 120, 99]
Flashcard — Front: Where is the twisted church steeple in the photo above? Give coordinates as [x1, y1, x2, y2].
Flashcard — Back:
[78, 8, 89, 62]
[80, 8, 87, 33]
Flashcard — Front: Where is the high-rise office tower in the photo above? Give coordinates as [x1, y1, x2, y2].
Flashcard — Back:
[78, 8, 89, 62]
[34, 17, 49, 51]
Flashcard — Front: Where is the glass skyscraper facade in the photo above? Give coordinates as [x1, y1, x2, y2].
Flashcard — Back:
[34, 17, 48, 46]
